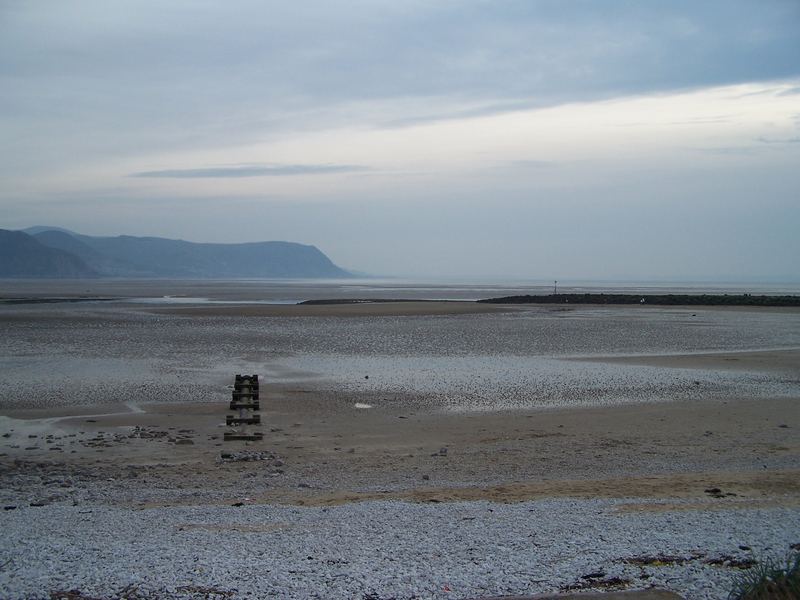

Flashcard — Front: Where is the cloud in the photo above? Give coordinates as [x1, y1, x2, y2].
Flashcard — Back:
[669, 116, 736, 126]
[2, 0, 799, 172]
[694, 146, 757, 156]
[505, 160, 556, 169]
[756, 136, 800, 144]
[130, 164, 368, 178]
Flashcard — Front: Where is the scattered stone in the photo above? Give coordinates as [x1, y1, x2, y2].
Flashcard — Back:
[219, 451, 276, 462]
[705, 555, 757, 569]
[562, 576, 632, 592]
[581, 571, 606, 579]
[625, 554, 690, 566]
[175, 439, 194, 445]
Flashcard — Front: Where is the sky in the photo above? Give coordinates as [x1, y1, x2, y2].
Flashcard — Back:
[1, 0, 799, 281]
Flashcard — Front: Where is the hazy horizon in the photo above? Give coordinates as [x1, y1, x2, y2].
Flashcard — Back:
[2, 1, 799, 281]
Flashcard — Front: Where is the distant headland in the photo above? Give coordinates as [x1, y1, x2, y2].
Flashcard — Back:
[0, 227, 350, 279]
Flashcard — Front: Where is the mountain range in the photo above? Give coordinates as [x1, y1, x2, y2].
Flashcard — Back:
[0, 227, 350, 279]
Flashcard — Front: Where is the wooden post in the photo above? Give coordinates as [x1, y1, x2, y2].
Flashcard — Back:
[224, 374, 263, 441]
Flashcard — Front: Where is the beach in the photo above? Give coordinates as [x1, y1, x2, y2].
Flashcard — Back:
[1, 289, 799, 599]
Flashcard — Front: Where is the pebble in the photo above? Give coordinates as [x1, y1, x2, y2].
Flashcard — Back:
[0, 498, 797, 600]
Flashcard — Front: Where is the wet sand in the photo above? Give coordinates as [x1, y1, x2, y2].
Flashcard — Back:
[0, 300, 798, 505]
[574, 348, 800, 373]
[2, 387, 798, 509]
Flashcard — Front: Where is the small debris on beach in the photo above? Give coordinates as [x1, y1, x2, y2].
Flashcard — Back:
[704, 555, 757, 569]
[219, 451, 277, 462]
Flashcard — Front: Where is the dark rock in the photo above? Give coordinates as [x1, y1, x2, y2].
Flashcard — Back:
[705, 555, 757, 569]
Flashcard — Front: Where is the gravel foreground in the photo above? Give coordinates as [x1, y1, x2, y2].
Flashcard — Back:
[2, 498, 798, 600]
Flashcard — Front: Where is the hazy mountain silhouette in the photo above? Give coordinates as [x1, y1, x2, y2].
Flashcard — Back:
[5, 227, 351, 278]
[0, 229, 99, 278]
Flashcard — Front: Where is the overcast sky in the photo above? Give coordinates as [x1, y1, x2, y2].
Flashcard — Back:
[1, 0, 799, 281]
